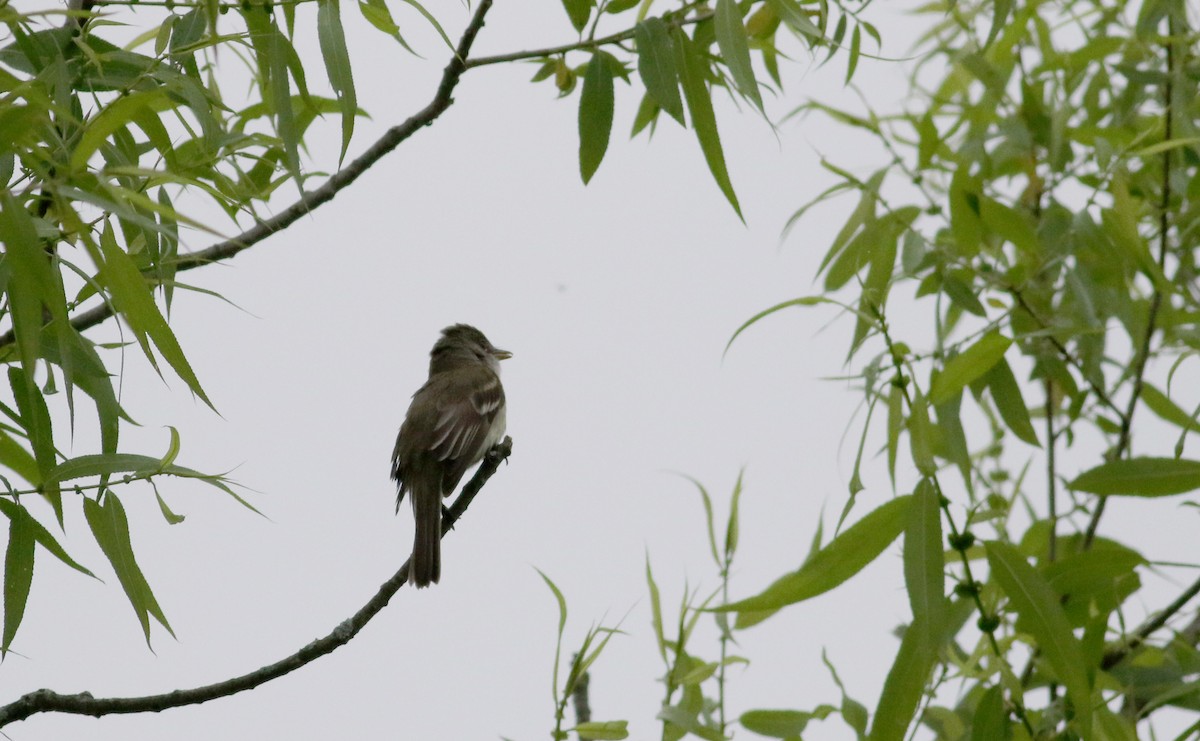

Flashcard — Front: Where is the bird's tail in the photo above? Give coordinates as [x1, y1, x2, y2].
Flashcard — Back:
[409, 483, 441, 588]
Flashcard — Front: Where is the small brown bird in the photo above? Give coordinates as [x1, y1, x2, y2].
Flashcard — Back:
[391, 325, 510, 587]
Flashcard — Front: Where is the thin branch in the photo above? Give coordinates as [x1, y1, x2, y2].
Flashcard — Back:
[463, 9, 713, 69]
[1101, 570, 1200, 671]
[1083, 22, 1176, 549]
[0, 437, 512, 729]
[1045, 378, 1058, 563]
[0, 0, 495, 350]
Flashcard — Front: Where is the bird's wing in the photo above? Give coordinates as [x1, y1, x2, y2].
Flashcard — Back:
[428, 366, 505, 463]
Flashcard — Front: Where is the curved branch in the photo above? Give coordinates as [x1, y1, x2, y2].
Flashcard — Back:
[0, 0, 494, 349]
[0, 437, 513, 729]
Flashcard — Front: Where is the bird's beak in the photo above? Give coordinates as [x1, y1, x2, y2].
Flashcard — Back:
[492, 348, 513, 360]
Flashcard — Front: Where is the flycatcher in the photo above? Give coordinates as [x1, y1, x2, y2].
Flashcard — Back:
[391, 324, 510, 587]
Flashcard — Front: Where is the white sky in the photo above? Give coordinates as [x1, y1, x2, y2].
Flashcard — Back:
[5, 1, 1199, 739]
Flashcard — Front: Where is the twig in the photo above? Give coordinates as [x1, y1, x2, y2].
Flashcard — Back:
[1045, 378, 1058, 563]
[0, 437, 512, 728]
[1101, 570, 1200, 671]
[463, 9, 713, 69]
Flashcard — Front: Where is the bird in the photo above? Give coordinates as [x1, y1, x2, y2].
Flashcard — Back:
[391, 324, 510, 587]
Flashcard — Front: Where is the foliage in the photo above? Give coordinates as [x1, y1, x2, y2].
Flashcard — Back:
[724, 0, 1200, 737]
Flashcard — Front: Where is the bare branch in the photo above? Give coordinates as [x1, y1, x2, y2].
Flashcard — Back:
[0, 437, 512, 729]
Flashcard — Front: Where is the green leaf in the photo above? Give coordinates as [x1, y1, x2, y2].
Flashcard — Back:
[948, 170, 983, 256]
[68, 88, 178, 172]
[1070, 457, 1200, 497]
[907, 391, 936, 476]
[984, 359, 1039, 446]
[396, 0, 456, 52]
[0, 429, 39, 486]
[358, 0, 417, 53]
[562, 0, 592, 32]
[1132, 137, 1200, 157]
[154, 488, 186, 525]
[535, 567, 568, 703]
[574, 720, 629, 739]
[740, 707, 834, 737]
[579, 51, 616, 184]
[725, 296, 854, 355]
[1140, 384, 1196, 429]
[766, 0, 823, 40]
[674, 29, 742, 220]
[868, 615, 936, 741]
[0, 500, 93, 578]
[1042, 545, 1143, 627]
[929, 332, 1012, 405]
[317, 0, 357, 164]
[904, 480, 945, 638]
[84, 493, 174, 645]
[724, 467, 744, 559]
[266, 20, 300, 179]
[986, 541, 1091, 739]
[719, 495, 911, 625]
[646, 555, 667, 662]
[1, 193, 57, 381]
[980, 197, 1038, 257]
[7, 367, 59, 518]
[634, 18, 684, 124]
[887, 384, 902, 483]
[714, 0, 761, 110]
[94, 225, 214, 409]
[969, 686, 1009, 740]
[2, 510, 35, 653]
[844, 23, 861, 85]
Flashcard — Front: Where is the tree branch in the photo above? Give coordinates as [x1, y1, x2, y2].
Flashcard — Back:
[463, 9, 712, 70]
[1101, 570, 1200, 671]
[0, 0, 495, 349]
[0, 437, 512, 729]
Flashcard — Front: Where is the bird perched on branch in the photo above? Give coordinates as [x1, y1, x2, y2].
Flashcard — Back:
[391, 325, 510, 587]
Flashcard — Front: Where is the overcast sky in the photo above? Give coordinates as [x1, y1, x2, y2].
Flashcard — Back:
[6, 2, 1199, 739]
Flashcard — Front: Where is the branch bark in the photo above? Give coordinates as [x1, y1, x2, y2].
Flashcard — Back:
[0, 437, 512, 729]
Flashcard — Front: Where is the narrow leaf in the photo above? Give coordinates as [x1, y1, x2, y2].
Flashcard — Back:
[84, 494, 174, 645]
[674, 29, 742, 219]
[985, 359, 1039, 446]
[986, 541, 1092, 738]
[95, 226, 214, 409]
[714, 0, 761, 110]
[719, 495, 911, 624]
[929, 332, 1012, 405]
[634, 18, 683, 123]
[904, 480, 945, 638]
[868, 616, 936, 741]
[0, 500, 93, 577]
[2, 512, 35, 653]
[1070, 457, 1200, 497]
[574, 720, 629, 739]
[579, 51, 615, 183]
[317, 0, 357, 163]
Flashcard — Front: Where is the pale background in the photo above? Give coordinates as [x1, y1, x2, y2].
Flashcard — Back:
[4, 2, 1197, 739]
